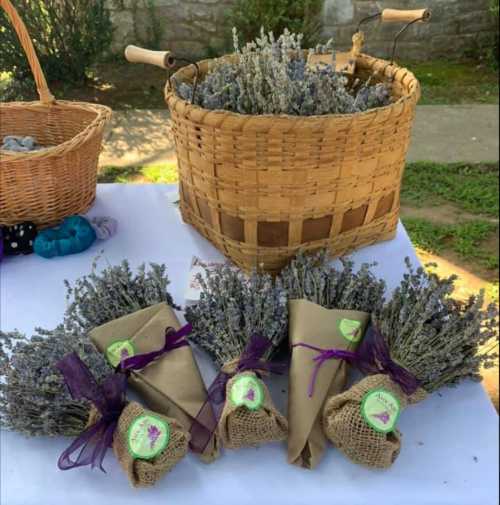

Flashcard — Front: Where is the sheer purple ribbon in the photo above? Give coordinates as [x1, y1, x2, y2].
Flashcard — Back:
[56, 353, 127, 472]
[120, 324, 191, 372]
[355, 326, 420, 396]
[292, 343, 357, 398]
[189, 334, 287, 454]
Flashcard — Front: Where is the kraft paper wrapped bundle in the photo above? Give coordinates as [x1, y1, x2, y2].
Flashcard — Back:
[57, 354, 189, 488]
[288, 300, 370, 469]
[185, 264, 289, 451]
[89, 303, 219, 462]
[322, 260, 499, 469]
[279, 252, 386, 469]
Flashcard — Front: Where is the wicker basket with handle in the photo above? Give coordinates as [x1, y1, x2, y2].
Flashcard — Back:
[0, 0, 112, 228]
[126, 8, 430, 273]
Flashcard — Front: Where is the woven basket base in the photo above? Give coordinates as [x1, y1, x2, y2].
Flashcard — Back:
[181, 202, 398, 273]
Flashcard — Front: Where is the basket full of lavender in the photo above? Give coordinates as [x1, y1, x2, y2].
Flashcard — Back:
[125, 12, 429, 273]
[185, 264, 289, 450]
[322, 259, 499, 469]
[279, 251, 386, 470]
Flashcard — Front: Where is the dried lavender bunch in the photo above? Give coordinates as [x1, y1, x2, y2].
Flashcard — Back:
[185, 264, 288, 368]
[279, 250, 386, 313]
[176, 29, 392, 116]
[1, 259, 179, 437]
[64, 258, 178, 332]
[0, 321, 111, 437]
[374, 258, 499, 393]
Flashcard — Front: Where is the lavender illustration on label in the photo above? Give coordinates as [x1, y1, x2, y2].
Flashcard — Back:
[148, 425, 162, 449]
[372, 411, 391, 425]
[245, 388, 255, 402]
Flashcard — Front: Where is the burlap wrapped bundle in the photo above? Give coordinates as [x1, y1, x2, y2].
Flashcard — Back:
[323, 374, 427, 469]
[218, 370, 288, 449]
[89, 401, 190, 487]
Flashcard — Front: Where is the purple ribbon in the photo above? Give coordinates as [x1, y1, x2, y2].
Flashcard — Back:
[355, 326, 420, 396]
[56, 353, 127, 472]
[120, 324, 191, 372]
[189, 334, 287, 454]
[292, 343, 358, 398]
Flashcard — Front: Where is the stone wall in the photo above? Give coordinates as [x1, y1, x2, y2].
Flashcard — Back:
[108, 0, 498, 61]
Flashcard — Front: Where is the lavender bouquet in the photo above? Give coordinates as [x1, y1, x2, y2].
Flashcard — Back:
[0, 260, 177, 438]
[279, 251, 386, 469]
[185, 264, 289, 449]
[323, 259, 499, 469]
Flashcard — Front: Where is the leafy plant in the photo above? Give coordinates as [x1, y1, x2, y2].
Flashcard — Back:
[0, 0, 113, 85]
[227, 0, 323, 47]
[176, 29, 391, 116]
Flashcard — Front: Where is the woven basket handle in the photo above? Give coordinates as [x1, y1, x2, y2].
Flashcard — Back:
[381, 8, 431, 23]
[125, 45, 176, 69]
[1, 0, 55, 104]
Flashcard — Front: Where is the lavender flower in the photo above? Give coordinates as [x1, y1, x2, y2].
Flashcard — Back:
[175, 29, 392, 116]
[185, 264, 288, 368]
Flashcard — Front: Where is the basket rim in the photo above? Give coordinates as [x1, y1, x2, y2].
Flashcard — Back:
[0, 100, 112, 160]
[164, 53, 420, 124]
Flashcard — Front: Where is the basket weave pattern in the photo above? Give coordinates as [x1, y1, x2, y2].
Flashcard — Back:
[166, 55, 419, 273]
[0, 0, 111, 227]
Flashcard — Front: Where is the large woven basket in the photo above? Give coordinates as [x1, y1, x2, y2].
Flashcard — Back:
[0, 0, 111, 228]
[167, 56, 419, 273]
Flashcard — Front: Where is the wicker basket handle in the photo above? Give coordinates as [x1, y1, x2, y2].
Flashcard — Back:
[125, 45, 176, 69]
[1, 0, 55, 104]
[381, 8, 431, 23]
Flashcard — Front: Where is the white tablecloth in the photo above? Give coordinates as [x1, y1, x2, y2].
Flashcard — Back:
[1, 184, 498, 505]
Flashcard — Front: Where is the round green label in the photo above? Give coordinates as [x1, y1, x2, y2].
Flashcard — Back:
[106, 340, 136, 368]
[338, 319, 363, 343]
[230, 376, 264, 411]
[127, 414, 170, 460]
[361, 389, 401, 434]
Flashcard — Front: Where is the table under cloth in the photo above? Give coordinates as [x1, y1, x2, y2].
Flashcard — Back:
[0, 184, 498, 505]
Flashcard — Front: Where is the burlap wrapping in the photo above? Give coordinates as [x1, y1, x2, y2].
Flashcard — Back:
[90, 303, 219, 463]
[288, 300, 370, 470]
[88, 402, 189, 487]
[322, 374, 427, 469]
[218, 371, 288, 449]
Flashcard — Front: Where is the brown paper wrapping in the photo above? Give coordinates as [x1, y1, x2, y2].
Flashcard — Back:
[90, 303, 219, 463]
[287, 299, 370, 469]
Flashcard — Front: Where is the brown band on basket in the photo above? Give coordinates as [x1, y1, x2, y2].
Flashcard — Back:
[180, 182, 192, 208]
[301, 216, 333, 243]
[258, 221, 289, 247]
[220, 212, 245, 242]
[374, 192, 395, 220]
[196, 197, 213, 227]
[341, 205, 368, 233]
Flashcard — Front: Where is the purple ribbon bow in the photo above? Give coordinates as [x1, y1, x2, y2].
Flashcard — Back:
[356, 326, 420, 396]
[189, 334, 287, 454]
[56, 353, 127, 472]
[120, 324, 191, 372]
[292, 343, 357, 398]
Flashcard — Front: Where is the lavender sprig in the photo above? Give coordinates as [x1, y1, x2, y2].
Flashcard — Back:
[374, 258, 499, 393]
[185, 264, 288, 368]
[279, 250, 386, 313]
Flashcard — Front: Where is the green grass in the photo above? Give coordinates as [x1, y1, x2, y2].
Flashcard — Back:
[402, 60, 499, 105]
[402, 162, 499, 217]
[403, 217, 499, 269]
[98, 162, 178, 184]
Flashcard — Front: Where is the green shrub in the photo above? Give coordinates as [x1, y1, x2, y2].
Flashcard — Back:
[0, 0, 113, 85]
[227, 0, 323, 47]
